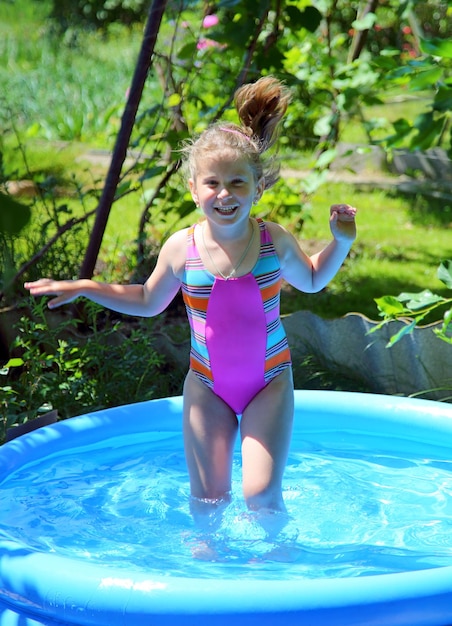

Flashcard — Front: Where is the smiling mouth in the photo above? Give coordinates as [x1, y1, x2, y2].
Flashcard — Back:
[214, 205, 238, 215]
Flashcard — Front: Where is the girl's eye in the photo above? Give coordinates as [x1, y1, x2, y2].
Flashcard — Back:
[202, 178, 246, 187]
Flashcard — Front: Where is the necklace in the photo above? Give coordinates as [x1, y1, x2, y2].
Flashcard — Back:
[201, 220, 255, 280]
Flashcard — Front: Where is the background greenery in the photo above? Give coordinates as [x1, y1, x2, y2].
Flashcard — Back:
[1, 0, 451, 440]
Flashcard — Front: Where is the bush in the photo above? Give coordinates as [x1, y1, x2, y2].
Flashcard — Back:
[50, 0, 150, 32]
[1, 299, 182, 443]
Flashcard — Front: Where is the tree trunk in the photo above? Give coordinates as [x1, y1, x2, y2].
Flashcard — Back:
[79, 0, 168, 279]
[348, 0, 379, 63]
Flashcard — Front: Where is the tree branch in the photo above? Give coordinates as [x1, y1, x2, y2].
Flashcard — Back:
[1, 208, 96, 302]
[348, 0, 379, 62]
[79, 0, 168, 280]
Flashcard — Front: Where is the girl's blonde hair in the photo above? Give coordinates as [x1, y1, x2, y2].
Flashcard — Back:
[182, 76, 291, 189]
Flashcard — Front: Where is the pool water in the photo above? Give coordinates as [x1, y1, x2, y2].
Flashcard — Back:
[2, 428, 452, 581]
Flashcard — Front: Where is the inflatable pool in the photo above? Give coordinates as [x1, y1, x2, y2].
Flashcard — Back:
[1, 390, 452, 626]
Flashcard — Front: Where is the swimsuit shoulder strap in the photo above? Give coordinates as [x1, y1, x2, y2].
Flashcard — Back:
[255, 218, 277, 257]
[256, 217, 273, 242]
[184, 223, 214, 285]
[185, 223, 202, 266]
[186, 223, 197, 253]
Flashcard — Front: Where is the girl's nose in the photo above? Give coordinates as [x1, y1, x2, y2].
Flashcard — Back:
[217, 186, 231, 199]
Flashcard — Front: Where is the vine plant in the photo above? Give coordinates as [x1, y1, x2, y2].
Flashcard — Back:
[372, 260, 452, 347]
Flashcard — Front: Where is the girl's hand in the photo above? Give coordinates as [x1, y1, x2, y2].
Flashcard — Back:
[24, 278, 81, 309]
[329, 204, 357, 243]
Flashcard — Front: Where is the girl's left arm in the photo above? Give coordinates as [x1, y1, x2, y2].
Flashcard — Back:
[271, 204, 357, 293]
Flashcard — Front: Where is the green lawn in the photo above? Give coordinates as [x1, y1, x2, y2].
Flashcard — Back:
[285, 183, 451, 320]
[11, 140, 451, 322]
[99, 178, 452, 322]
[3, 0, 450, 325]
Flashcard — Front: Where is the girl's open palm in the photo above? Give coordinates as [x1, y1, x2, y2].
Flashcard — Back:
[24, 279, 80, 309]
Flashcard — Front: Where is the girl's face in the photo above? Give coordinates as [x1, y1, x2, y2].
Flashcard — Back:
[189, 154, 264, 227]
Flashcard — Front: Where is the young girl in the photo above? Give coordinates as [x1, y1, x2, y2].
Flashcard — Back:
[25, 76, 356, 526]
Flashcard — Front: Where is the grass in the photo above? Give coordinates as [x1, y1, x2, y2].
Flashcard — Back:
[19, 170, 448, 323]
[7, 140, 451, 323]
[287, 183, 451, 320]
[340, 92, 432, 144]
[0, 0, 50, 33]
[0, 0, 143, 146]
[1, 1, 450, 408]
[2, 0, 451, 325]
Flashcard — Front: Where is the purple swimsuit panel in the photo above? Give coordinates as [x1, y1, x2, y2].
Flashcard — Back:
[206, 275, 267, 414]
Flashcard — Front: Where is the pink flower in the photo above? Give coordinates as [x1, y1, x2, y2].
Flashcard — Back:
[202, 14, 219, 29]
[197, 38, 218, 50]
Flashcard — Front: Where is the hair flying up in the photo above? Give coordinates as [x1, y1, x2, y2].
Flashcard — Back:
[234, 75, 291, 152]
[182, 76, 291, 189]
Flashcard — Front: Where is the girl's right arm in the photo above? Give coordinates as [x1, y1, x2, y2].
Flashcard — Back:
[24, 230, 187, 317]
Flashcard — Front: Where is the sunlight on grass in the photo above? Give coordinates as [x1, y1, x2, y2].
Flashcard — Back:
[292, 183, 451, 319]
[0, 0, 144, 146]
[0, 0, 51, 28]
[341, 93, 432, 144]
[3, 137, 85, 179]
[3, 1, 449, 323]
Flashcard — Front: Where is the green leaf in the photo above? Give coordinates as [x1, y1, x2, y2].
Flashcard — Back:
[387, 320, 416, 347]
[434, 87, 452, 112]
[0, 193, 31, 235]
[409, 67, 443, 91]
[25, 122, 41, 138]
[433, 319, 452, 344]
[114, 180, 136, 199]
[438, 259, 452, 289]
[178, 42, 198, 61]
[352, 12, 377, 31]
[397, 289, 444, 310]
[299, 6, 322, 33]
[3, 358, 25, 368]
[284, 6, 305, 28]
[437, 307, 452, 341]
[300, 170, 328, 195]
[139, 165, 167, 182]
[313, 114, 333, 137]
[374, 295, 406, 316]
[284, 6, 322, 32]
[315, 148, 338, 169]
[393, 118, 412, 134]
[258, 44, 285, 71]
[168, 93, 182, 108]
[410, 111, 444, 150]
[217, 0, 241, 7]
[384, 117, 413, 148]
[420, 37, 452, 59]
[211, 18, 254, 48]
[443, 308, 452, 326]
[366, 319, 386, 335]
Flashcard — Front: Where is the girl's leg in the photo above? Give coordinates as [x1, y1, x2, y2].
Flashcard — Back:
[240, 367, 294, 513]
[183, 370, 238, 526]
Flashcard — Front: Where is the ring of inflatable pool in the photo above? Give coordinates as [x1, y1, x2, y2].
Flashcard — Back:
[1, 390, 452, 626]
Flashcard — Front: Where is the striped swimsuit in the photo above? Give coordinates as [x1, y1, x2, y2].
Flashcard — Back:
[181, 218, 292, 414]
